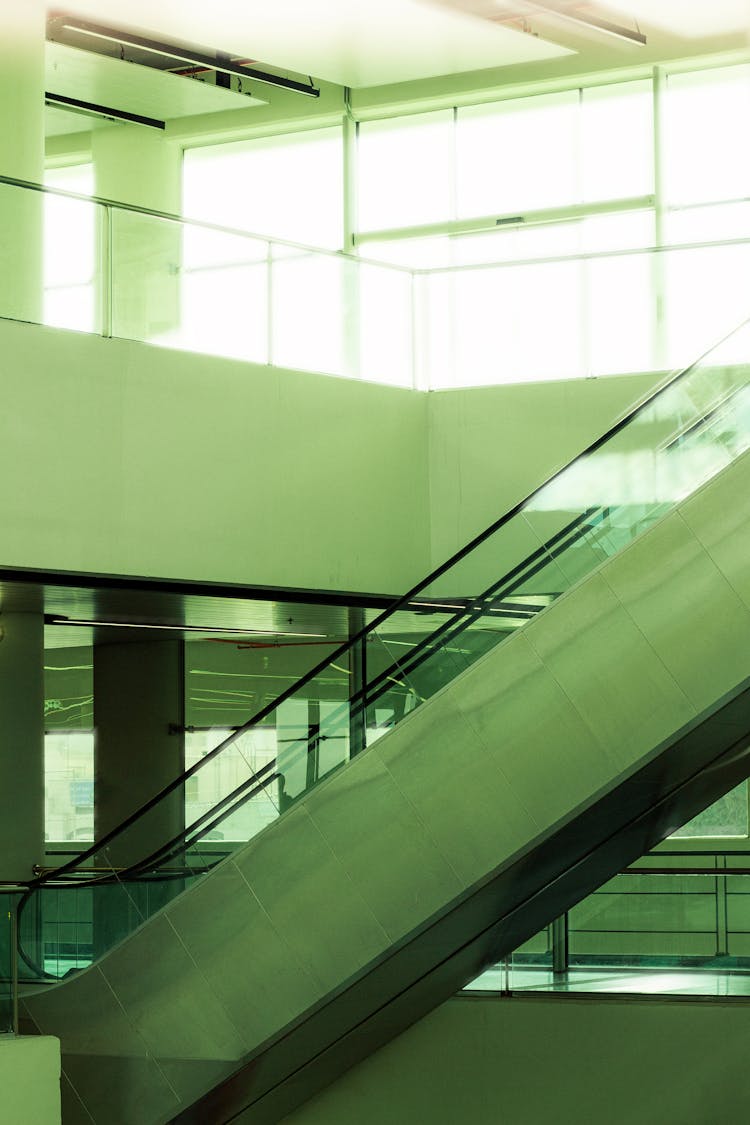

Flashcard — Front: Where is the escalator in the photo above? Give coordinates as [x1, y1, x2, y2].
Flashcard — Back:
[17, 317, 750, 1124]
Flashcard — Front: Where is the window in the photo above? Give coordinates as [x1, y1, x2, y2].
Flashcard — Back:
[358, 109, 454, 231]
[183, 127, 344, 249]
[671, 782, 749, 839]
[44, 163, 96, 333]
[663, 65, 750, 208]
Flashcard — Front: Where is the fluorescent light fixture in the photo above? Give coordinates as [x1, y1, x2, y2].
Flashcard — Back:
[55, 16, 321, 97]
[47, 615, 325, 638]
[437, 0, 646, 46]
[45, 91, 165, 130]
[535, 4, 647, 45]
[408, 600, 466, 611]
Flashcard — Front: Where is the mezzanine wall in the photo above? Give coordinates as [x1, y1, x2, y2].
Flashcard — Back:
[0, 317, 429, 594]
[0, 315, 667, 594]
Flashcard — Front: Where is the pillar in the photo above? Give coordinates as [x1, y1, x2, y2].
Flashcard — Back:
[0, 1, 45, 324]
[94, 638, 185, 869]
[93, 636, 185, 956]
[0, 613, 45, 881]
[92, 126, 183, 341]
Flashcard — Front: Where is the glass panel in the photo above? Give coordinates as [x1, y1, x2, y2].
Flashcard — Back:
[673, 782, 749, 838]
[580, 80, 653, 202]
[180, 223, 269, 363]
[43, 164, 97, 333]
[358, 260, 413, 387]
[470, 784, 750, 1000]
[358, 110, 454, 231]
[662, 241, 750, 370]
[358, 236, 454, 270]
[270, 244, 357, 378]
[578, 210, 654, 253]
[664, 64, 750, 207]
[111, 209, 269, 362]
[362, 209, 654, 274]
[183, 128, 344, 250]
[44, 733, 95, 845]
[110, 209, 183, 347]
[665, 200, 750, 246]
[454, 221, 582, 266]
[423, 238, 750, 389]
[185, 727, 278, 843]
[456, 91, 579, 217]
[426, 256, 585, 388]
[44, 629, 94, 846]
[585, 251, 656, 377]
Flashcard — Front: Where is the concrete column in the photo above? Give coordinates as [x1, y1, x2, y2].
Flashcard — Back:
[94, 638, 185, 869]
[0, 613, 45, 881]
[92, 126, 183, 341]
[0, 1, 45, 324]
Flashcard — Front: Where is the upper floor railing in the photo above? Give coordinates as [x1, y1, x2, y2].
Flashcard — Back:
[3, 172, 750, 390]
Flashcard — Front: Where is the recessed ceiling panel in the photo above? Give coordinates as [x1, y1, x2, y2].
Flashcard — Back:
[51, 0, 572, 88]
[46, 41, 267, 125]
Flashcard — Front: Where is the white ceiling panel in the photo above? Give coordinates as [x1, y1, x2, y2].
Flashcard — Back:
[49, 0, 573, 88]
[46, 41, 266, 125]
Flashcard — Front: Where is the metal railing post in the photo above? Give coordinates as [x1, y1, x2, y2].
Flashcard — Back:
[552, 913, 569, 976]
[10, 906, 18, 1035]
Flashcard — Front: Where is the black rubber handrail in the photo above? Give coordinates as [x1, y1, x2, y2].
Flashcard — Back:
[31, 506, 602, 888]
[28, 313, 750, 891]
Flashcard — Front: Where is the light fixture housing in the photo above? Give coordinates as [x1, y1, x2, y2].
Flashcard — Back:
[46, 615, 326, 639]
[48, 12, 321, 97]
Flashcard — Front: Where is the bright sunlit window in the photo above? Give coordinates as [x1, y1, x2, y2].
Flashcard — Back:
[664, 65, 750, 208]
[44, 163, 96, 333]
[358, 109, 454, 232]
[456, 91, 580, 217]
[183, 127, 344, 249]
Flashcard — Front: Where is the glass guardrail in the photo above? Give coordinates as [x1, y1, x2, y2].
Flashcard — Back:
[419, 236, 750, 387]
[0, 175, 415, 389]
[13, 313, 750, 986]
[469, 849, 750, 1000]
[3, 174, 750, 390]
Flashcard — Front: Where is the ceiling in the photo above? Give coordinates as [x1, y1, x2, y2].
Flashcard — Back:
[48, 0, 750, 92]
[49, 0, 572, 89]
[41, 1, 750, 142]
[2, 574, 525, 651]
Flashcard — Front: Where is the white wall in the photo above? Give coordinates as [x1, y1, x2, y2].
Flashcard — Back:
[286, 994, 750, 1124]
[0, 1037, 60, 1124]
[0, 318, 430, 594]
[427, 372, 658, 569]
[0, 316, 663, 594]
